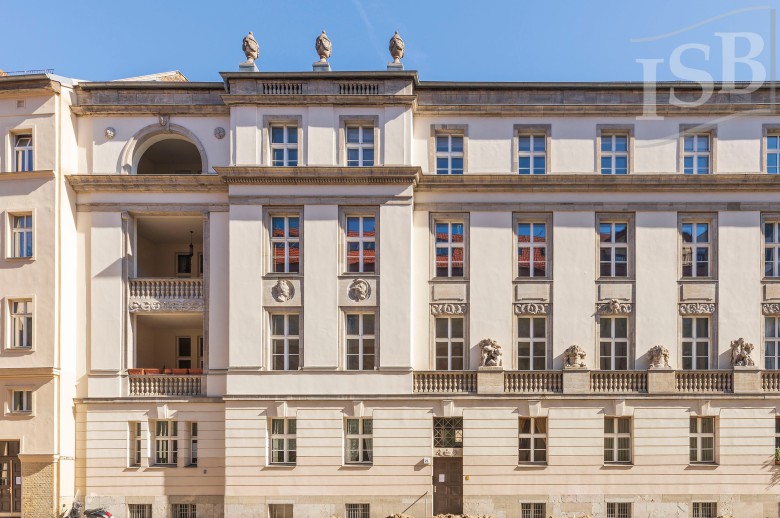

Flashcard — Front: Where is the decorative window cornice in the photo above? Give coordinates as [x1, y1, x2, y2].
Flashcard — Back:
[679, 303, 715, 315]
[597, 299, 632, 315]
[513, 303, 549, 315]
[763, 303, 780, 316]
[430, 303, 467, 316]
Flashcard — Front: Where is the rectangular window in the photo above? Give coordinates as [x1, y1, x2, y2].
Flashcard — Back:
[130, 422, 142, 466]
[270, 313, 300, 371]
[172, 504, 197, 518]
[682, 317, 710, 370]
[518, 134, 546, 175]
[692, 502, 716, 518]
[270, 125, 298, 167]
[518, 417, 547, 464]
[270, 418, 296, 464]
[775, 416, 780, 451]
[690, 417, 716, 464]
[599, 317, 629, 370]
[13, 134, 33, 172]
[683, 134, 711, 174]
[128, 504, 153, 518]
[9, 300, 33, 349]
[10, 214, 32, 258]
[271, 215, 300, 274]
[604, 417, 631, 463]
[765, 221, 780, 277]
[434, 220, 465, 277]
[607, 502, 631, 518]
[766, 317, 780, 369]
[346, 125, 374, 167]
[681, 221, 710, 277]
[154, 421, 178, 465]
[433, 417, 463, 448]
[601, 134, 629, 175]
[176, 337, 192, 369]
[599, 221, 629, 277]
[768, 134, 780, 174]
[268, 504, 293, 518]
[345, 313, 375, 371]
[517, 221, 547, 278]
[435, 317, 465, 370]
[435, 135, 464, 175]
[346, 216, 376, 273]
[520, 503, 545, 518]
[345, 418, 373, 464]
[517, 316, 546, 370]
[345, 504, 370, 518]
[189, 422, 198, 466]
[175, 252, 192, 277]
[11, 390, 31, 413]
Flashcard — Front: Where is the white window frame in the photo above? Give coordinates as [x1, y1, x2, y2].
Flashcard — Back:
[10, 389, 32, 414]
[270, 312, 301, 371]
[518, 417, 547, 464]
[520, 503, 545, 518]
[345, 417, 373, 464]
[269, 213, 301, 274]
[515, 219, 549, 279]
[513, 125, 550, 175]
[598, 219, 630, 278]
[13, 133, 33, 172]
[189, 422, 198, 466]
[344, 214, 377, 274]
[172, 503, 197, 518]
[598, 129, 631, 175]
[345, 312, 376, 371]
[270, 124, 299, 167]
[345, 503, 370, 518]
[432, 218, 466, 278]
[269, 418, 297, 465]
[682, 316, 711, 370]
[434, 316, 466, 371]
[128, 504, 153, 518]
[517, 316, 547, 371]
[680, 126, 716, 175]
[764, 219, 780, 278]
[765, 316, 780, 369]
[268, 504, 294, 518]
[680, 219, 713, 279]
[607, 502, 631, 518]
[435, 134, 465, 175]
[689, 416, 716, 464]
[599, 316, 630, 371]
[692, 502, 717, 518]
[604, 416, 632, 464]
[9, 213, 33, 259]
[130, 422, 142, 467]
[153, 420, 178, 466]
[345, 125, 375, 167]
[8, 299, 33, 350]
[775, 415, 780, 452]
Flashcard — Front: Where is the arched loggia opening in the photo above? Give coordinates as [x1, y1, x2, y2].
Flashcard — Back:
[119, 123, 209, 175]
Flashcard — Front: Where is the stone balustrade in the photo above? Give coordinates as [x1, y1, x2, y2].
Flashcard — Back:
[762, 370, 780, 392]
[675, 370, 733, 393]
[128, 374, 203, 397]
[504, 371, 563, 393]
[590, 370, 647, 393]
[128, 278, 204, 312]
[412, 371, 477, 394]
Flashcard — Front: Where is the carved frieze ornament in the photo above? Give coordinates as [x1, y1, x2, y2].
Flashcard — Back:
[763, 303, 780, 315]
[648, 345, 670, 369]
[597, 298, 632, 315]
[389, 31, 405, 63]
[348, 279, 370, 302]
[272, 279, 295, 303]
[129, 300, 205, 313]
[563, 344, 587, 369]
[214, 127, 226, 140]
[678, 303, 715, 315]
[513, 303, 549, 315]
[242, 31, 260, 63]
[730, 337, 755, 367]
[478, 338, 503, 367]
[104, 127, 115, 140]
[315, 31, 332, 62]
[430, 303, 466, 316]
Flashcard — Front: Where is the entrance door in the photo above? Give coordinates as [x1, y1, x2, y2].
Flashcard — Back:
[0, 441, 21, 516]
[433, 457, 462, 515]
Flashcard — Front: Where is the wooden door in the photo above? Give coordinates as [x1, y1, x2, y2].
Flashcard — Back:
[0, 441, 21, 516]
[433, 457, 463, 515]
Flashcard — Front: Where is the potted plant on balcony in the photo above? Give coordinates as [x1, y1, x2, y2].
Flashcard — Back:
[775, 447, 780, 465]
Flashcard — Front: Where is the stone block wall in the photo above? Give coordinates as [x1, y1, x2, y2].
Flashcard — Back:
[22, 461, 57, 518]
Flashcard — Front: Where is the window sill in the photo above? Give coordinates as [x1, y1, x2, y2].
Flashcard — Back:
[4, 411, 34, 419]
[601, 463, 633, 469]
[513, 278, 551, 283]
[686, 463, 718, 469]
[678, 277, 716, 282]
[596, 277, 635, 283]
[340, 463, 373, 470]
[429, 277, 469, 283]
[4, 347, 34, 354]
[515, 463, 547, 470]
[264, 463, 296, 469]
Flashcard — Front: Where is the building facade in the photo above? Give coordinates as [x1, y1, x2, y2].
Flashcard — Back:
[2, 64, 780, 518]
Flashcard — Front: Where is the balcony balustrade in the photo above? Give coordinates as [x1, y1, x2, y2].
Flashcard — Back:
[412, 371, 477, 394]
[128, 278, 204, 312]
[128, 373, 203, 397]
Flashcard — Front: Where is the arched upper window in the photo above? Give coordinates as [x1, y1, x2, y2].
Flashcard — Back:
[119, 123, 208, 175]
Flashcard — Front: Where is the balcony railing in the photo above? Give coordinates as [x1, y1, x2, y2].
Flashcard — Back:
[128, 374, 203, 397]
[413, 371, 477, 394]
[128, 278, 204, 312]
[590, 371, 647, 393]
[675, 370, 733, 393]
[504, 371, 563, 393]
[762, 371, 780, 392]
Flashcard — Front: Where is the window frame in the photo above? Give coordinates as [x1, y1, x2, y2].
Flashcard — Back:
[12, 132, 33, 173]
[268, 504, 294, 518]
[269, 311, 302, 371]
[597, 214, 634, 279]
[172, 503, 197, 518]
[433, 417, 463, 448]
[176, 336, 192, 369]
[679, 125, 717, 175]
[765, 316, 780, 370]
[174, 252, 192, 278]
[689, 416, 717, 465]
[596, 125, 633, 175]
[599, 315, 631, 371]
[514, 213, 551, 280]
[763, 215, 780, 279]
[269, 418, 297, 465]
[603, 416, 632, 464]
[153, 420, 178, 466]
[8, 389, 33, 415]
[433, 315, 467, 371]
[345, 503, 370, 518]
[513, 125, 551, 175]
[429, 125, 468, 175]
[606, 502, 632, 518]
[762, 124, 780, 174]
[341, 208, 378, 275]
[339, 115, 380, 167]
[430, 213, 469, 280]
[692, 502, 717, 518]
[520, 503, 546, 518]
[518, 417, 547, 465]
[344, 417, 373, 464]
[189, 422, 198, 467]
[7, 298, 34, 350]
[8, 212, 33, 260]
[344, 311, 377, 371]
[130, 421, 142, 467]
[128, 504, 153, 518]
[679, 214, 716, 279]
[266, 210, 302, 275]
[681, 315, 713, 370]
[517, 315, 548, 371]
[263, 115, 303, 167]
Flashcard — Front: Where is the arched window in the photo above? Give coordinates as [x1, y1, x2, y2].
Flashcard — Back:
[120, 124, 208, 175]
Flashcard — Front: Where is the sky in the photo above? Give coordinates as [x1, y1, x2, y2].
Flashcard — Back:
[1, 0, 778, 83]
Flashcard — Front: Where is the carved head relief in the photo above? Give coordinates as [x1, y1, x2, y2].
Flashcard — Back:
[348, 279, 370, 302]
[104, 127, 115, 140]
[272, 279, 294, 303]
[214, 127, 226, 140]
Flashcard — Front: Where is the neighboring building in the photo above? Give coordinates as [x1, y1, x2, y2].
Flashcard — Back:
[5, 58, 780, 518]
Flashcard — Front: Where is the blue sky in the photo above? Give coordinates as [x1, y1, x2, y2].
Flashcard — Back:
[1, 0, 778, 82]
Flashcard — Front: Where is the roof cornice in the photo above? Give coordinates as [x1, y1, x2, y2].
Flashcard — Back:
[216, 166, 420, 185]
[66, 174, 226, 192]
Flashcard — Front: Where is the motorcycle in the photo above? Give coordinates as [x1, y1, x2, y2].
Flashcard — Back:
[63, 491, 112, 518]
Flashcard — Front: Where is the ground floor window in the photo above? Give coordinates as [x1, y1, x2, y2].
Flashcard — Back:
[692, 502, 716, 518]
[521, 503, 545, 518]
[269, 504, 293, 518]
[172, 504, 196, 518]
[128, 504, 152, 518]
[345, 503, 370, 518]
[607, 502, 631, 518]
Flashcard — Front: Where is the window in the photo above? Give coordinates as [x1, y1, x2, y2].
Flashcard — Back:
[517, 221, 547, 278]
[177, 337, 192, 369]
[189, 422, 198, 466]
[517, 133, 546, 175]
[346, 216, 376, 273]
[607, 503, 631, 518]
[13, 134, 33, 172]
[682, 317, 710, 370]
[599, 221, 629, 277]
[692, 502, 716, 518]
[172, 504, 196, 518]
[198, 336, 204, 369]
[604, 417, 631, 463]
[775, 416, 780, 451]
[681, 222, 710, 277]
[767, 317, 780, 369]
[154, 421, 178, 465]
[346, 125, 374, 166]
[433, 417, 463, 448]
[518, 316, 546, 370]
[11, 390, 31, 413]
[766, 221, 780, 277]
[270, 418, 296, 464]
[521, 503, 545, 518]
[601, 134, 629, 175]
[268, 504, 293, 518]
[345, 504, 370, 518]
[128, 504, 152, 518]
[435, 135, 464, 175]
[271, 125, 298, 166]
[518, 417, 547, 464]
[690, 417, 716, 464]
[434, 220, 465, 277]
[271, 215, 300, 274]
[130, 422, 142, 466]
[270, 313, 300, 371]
[768, 134, 780, 174]
[599, 317, 629, 370]
[435, 317, 465, 370]
[9, 300, 33, 349]
[345, 313, 375, 370]
[345, 418, 373, 464]
[683, 133, 711, 174]
[10, 214, 32, 258]
[175, 252, 192, 277]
